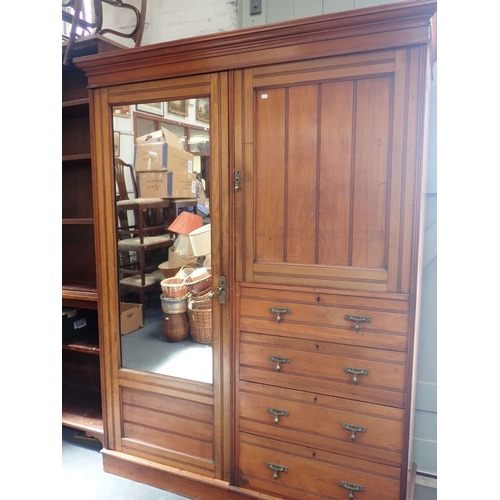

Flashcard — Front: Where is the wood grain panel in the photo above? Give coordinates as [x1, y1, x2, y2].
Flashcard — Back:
[119, 368, 214, 404]
[252, 50, 396, 80]
[286, 85, 318, 264]
[119, 439, 216, 477]
[352, 77, 392, 269]
[235, 68, 258, 283]
[122, 388, 213, 422]
[209, 70, 232, 482]
[239, 283, 409, 310]
[123, 422, 213, 460]
[252, 261, 388, 291]
[400, 46, 426, 294]
[319, 81, 354, 266]
[233, 70, 245, 283]
[255, 88, 286, 263]
[122, 387, 214, 461]
[242, 70, 256, 282]
[107, 74, 212, 104]
[253, 59, 395, 88]
[387, 49, 408, 292]
[245, 65, 402, 291]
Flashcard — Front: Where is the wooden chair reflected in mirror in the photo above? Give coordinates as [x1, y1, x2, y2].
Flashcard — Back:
[114, 158, 173, 307]
[115, 158, 138, 238]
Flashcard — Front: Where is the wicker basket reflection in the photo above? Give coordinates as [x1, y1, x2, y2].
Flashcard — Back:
[188, 299, 212, 344]
[161, 277, 188, 299]
[162, 312, 189, 342]
[185, 274, 212, 296]
[160, 294, 189, 314]
[188, 290, 213, 310]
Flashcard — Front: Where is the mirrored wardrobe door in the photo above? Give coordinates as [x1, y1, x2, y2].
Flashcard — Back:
[112, 97, 213, 384]
[90, 71, 230, 480]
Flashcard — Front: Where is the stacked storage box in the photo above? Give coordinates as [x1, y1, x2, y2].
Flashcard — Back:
[135, 128, 197, 199]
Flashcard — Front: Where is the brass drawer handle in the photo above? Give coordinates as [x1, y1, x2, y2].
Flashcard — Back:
[343, 367, 369, 384]
[340, 481, 364, 499]
[269, 307, 291, 323]
[345, 314, 371, 332]
[266, 462, 288, 480]
[267, 407, 289, 424]
[268, 355, 290, 372]
[342, 423, 367, 441]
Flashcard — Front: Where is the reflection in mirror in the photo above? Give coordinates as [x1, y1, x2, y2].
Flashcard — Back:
[113, 98, 212, 384]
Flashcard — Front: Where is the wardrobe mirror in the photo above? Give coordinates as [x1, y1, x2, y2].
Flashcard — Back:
[112, 98, 212, 384]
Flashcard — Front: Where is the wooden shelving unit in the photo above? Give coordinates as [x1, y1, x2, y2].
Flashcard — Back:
[62, 330, 102, 438]
[62, 35, 124, 440]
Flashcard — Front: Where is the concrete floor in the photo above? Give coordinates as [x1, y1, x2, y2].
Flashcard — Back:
[62, 426, 437, 499]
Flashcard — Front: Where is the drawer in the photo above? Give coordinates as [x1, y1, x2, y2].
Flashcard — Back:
[240, 332, 407, 408]
[238, 380, 404, 467]
[239, 284, 410, 352]
[237, 432, 401, 500]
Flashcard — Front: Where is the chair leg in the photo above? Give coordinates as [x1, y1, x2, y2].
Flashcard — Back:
[63, 0, 83, 65]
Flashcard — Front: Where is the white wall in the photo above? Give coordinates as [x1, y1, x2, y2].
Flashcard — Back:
[239, 0, 402, 26]
[141, 0, 238, 44]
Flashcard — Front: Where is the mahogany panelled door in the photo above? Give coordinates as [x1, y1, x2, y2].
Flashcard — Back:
[75, 2, 437, 499]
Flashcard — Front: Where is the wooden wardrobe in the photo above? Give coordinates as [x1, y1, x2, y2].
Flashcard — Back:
[75, 1, 437, 499]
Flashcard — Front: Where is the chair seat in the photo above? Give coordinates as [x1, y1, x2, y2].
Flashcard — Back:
[119, 270, 164, 288]
[118, 234, 172, 251]
[116, 197, 168, 208]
